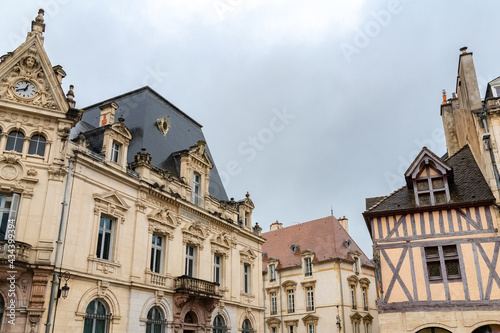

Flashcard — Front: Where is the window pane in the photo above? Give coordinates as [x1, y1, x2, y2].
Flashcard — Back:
[419, 194, 430, 206]
[417, 180, 429, 191]
[432, 178, 444, 189]
[103, 232, 111, 260]
[425, 247, 439, 257]
[435, 192, 446, 204]
[443, 245, 457, 256]
[428, 262, 441, 277]
[6, 131, 24, 153]
[446, 260, 460, 277]
[28, 135, 46, 156]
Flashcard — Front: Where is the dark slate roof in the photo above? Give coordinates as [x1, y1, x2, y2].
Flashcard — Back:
[365, 145, 495, 214]
[262, 216, 374, 271]
[71, 86, 229, 201]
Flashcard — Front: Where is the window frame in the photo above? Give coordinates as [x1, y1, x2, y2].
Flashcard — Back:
[362, 287, 368, 311]
[304, 257, 312, 277]
[270, 291, 277, 315]
[110, 141, 121, 163]
[5, 131, 25, 153]
[96, 216, 114, 261]
[242, 319, 253, 333]
[307, 324, 315, 333]
[213, 315, 227, 333]
[287, 289, 295, 313]
[243, 263, 251, 294]
[28, 134, 46, 156]
[350, 284, 357, 310]
[425, 245, 461, 282]
[413, 162, 450, 207]
[146, 306, 166, 333]
[191, 172, 203, 206]
[270, 264, 276, 282]
[0, 193, 20, 240]
[214, 254, 222, 285]
[185, 245, 196, 277]
[306, 286, 314, 311]
[150, 234, 163, 274]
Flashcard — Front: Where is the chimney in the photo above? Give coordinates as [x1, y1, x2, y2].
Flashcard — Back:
[338, 216, 349, 233]
[99, 101, 119, 126]
[270, 220, 283, 231]
[442, 89, 447, 104]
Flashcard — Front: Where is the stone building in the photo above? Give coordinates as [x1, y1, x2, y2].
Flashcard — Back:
[364, 48, 500, 333]
[262, 217, 379, 333]
[0, 10, 265, 333]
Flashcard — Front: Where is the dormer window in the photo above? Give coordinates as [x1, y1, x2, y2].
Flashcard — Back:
[414, 161, 449, 206]
[192, 172, 203, 206]
[405, 148, 452, 208]
[110, 141, 121, 163]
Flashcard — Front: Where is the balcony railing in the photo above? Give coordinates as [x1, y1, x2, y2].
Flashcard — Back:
[0, 240, 31, 262]
[146, 271, 167, 287]
[174, 275, 220, 297]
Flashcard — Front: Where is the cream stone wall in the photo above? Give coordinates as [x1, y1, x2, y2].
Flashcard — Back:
[263, 259, 378, 333]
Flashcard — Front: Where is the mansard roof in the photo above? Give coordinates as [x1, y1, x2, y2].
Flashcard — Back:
[70, 86, 228, 201]
[262, 216, 374, 272]
[364, 145, 495, 215]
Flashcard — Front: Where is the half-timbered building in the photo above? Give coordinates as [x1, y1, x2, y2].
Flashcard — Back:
[364, 47, 500, 333]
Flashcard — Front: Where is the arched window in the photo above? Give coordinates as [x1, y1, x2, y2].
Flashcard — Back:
[5, 131, 24, 153]
[213, 315, 226, 333]
[83, 299, 111, 333]
[146, 306, 166, 333]
[416, 328, 452, 333]
[242, 319, 253, 333]
[28, 134, 46, 156]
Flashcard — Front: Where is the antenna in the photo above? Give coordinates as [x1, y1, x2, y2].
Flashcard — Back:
[331, 205, 333, 217]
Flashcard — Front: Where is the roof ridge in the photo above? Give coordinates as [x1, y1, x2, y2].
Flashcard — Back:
[262, 216, 337, 235]
[366, 185, 406, 212]
[444, 143, 470, 162]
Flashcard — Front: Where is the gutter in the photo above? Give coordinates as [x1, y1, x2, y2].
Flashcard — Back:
[338, 259, 345, 333]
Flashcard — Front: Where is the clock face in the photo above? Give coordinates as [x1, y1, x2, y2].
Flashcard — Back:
[15, 81, 36, 98]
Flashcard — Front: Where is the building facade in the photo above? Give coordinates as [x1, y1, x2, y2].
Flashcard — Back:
[364, 48, 500, 333]
[0, 10, 265, 333]
[262, 217, 379, 333]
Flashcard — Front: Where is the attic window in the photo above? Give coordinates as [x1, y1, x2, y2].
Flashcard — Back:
[291, 245, 300, 254]
[413, 161, 450, 207]
[493, 86, 500, 98]
[344, 240, 351, 248]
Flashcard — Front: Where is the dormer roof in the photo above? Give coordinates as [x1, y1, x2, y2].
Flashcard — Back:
[404, 146, 453, 189]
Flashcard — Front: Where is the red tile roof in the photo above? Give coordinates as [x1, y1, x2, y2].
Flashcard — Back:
[262, 216, 373, 271]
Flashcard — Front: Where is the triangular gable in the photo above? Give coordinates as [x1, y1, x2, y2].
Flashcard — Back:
[93, 190, 130, 210]
[186, 140, 213, 169]
[0, 12, 70, 114]
[404, 147, 452, 188]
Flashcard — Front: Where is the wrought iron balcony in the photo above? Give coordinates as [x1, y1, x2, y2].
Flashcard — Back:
[0, 240, 31, 262]
[174, 275, 220, 297]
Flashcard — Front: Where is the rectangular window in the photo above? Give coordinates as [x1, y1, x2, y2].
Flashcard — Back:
[244, 212, 249, 226]
[362, 287, 368, 311]
[96, 217, 113, 260]
[271, 328, 277, 333]
[351, 285, 357, 309]
[111, 142, 121, 163]
[288, 289, 295, 313]
[244, 264, 250, 294]
[425, 245, 461, 281]
[191, 173, 202, 206]
[365, 323, 372, 333]
[306, 286, 314, 311]
[304, 257, 312, 276]
[353, 322, 359, 333]
[270, 292, 277, 315]
[270, 264, 276, 282]
[307, 324, 315, 333]
[0, 193, 20, 240]
[214, 254, 221, 285]
[353, 257, 359, 275]
[150, 234, 163, 273]
[289, 326, 295, 333]
[185, 245, 195, 277]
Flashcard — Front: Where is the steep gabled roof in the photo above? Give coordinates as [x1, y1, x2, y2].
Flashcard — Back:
[262, 216, 373, 272]
[364, 145, 495, 215]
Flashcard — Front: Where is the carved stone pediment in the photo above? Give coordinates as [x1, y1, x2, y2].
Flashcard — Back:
[0, 154, 39, 197]
[210, 232, 231, 258]
[148, 207, 177, 239]
[182, 221, 208, 250]
[240, 247, 257, 266]
[93, 190, 129, 221]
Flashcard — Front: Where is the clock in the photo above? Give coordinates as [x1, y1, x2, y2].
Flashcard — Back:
[15, 81, 36, 98]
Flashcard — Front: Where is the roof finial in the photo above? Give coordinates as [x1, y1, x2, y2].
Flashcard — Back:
[460, 46, 468, 54]
[66, 85, 76, 108]
[30, 9, 46, 36]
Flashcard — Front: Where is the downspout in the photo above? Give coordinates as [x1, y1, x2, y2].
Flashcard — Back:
[45, 158, 74, 333]
[278, 270, 283, 333]
[338, 259, 345, 333]
[479, 110, 500, 191]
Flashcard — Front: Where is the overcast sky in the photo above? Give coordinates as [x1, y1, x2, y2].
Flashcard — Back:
[2, 1, 499, 256]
